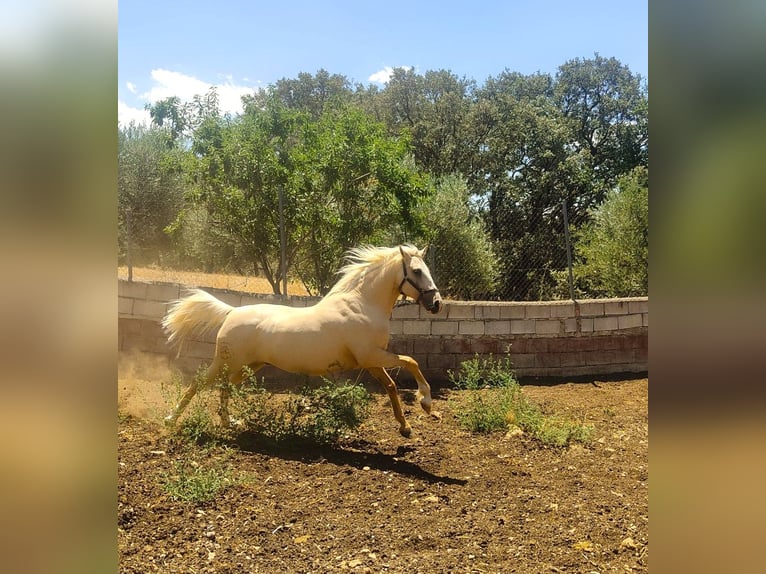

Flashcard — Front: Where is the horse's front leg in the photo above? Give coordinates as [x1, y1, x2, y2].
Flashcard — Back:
[367, 366, 411, 437]
[364, 349, 439, 420]
[395, 355, 439, 418]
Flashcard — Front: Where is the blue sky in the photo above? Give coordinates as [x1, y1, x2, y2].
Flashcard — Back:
[118, 0, 647, 126]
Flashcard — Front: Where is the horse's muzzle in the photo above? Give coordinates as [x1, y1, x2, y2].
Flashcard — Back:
[425, 292, 443, 314]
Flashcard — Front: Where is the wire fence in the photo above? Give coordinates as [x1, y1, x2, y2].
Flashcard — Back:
[120, 199, 600, 302]
[424, 200, 584, 302]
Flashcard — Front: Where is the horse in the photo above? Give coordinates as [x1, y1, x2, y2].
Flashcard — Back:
[162, 244, 443, 437]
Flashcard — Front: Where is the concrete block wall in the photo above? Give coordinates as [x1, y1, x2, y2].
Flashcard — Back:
[118, 280, 647, 384]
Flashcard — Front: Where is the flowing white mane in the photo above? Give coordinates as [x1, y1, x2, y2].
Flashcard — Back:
[326, 244, 418, 296]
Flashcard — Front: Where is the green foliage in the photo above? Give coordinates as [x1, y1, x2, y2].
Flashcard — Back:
[449, 355, 593, 446]
[118, 124, 185, 266]
[168, 87, 428, 295]
[555, 54, 648, 187]
[299, 382, 373, 443]
[572, 166, 648, 297]
[230, 373, 372, 445]
[291, 105, 428, 294]
[163, 369, 218, 446]
[375, 68, 476, 177]
[448, 353, 522, 433]
[176, 401, 216, 446]
[448, 352, 516, 390]
[120, 59, 648, 302]
[417, 175, 498, 299]
[162, 461, 229, 504]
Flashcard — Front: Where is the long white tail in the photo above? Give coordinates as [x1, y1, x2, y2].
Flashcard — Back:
[162, 289, 233, 354]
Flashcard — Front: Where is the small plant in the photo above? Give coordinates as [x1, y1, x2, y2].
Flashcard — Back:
[167, 368, 218, 445]
[162, 461, 229, 504]
[448, 352, 516, 390]
[449, 354, 593, 446]
[229, 372, 372, 446]
[448, 354, 524, 433]
[177, 402, 216, 445]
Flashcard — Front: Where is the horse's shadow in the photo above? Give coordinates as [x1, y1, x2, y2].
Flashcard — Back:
[231, 432, 468, 486]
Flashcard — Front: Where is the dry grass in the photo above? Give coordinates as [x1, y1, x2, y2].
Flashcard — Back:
[117, 266, 310, 296]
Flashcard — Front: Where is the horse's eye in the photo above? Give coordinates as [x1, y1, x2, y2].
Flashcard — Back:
[413, 268, 423, 276]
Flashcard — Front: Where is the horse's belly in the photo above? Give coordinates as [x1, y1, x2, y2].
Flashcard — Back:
[261, 329, 360, 375]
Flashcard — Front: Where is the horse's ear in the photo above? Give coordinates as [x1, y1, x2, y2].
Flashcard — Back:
[420, 244, 429, 258]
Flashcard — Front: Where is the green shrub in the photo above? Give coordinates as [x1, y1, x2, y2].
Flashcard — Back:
[417, 175, 499, 300]
[449, 354, 593, 446]
[448, 352, 517, 390]
[230, 372, 372, 445]
[177, 403, 216, 445]
[571, 166, 648, 297]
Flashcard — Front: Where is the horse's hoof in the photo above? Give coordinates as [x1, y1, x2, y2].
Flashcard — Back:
[399, 425, 412, 438]
[420, 399, 432, 415]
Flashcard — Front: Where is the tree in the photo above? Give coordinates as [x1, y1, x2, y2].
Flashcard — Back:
[291, 105, 428, 295]
[416, 175, 498, 299]
[176, 89, 427, 295]
[373, 68, 476, 177]
[146, 96, 188, 141]
[176, 96, 301, 293]
[555, 54, 648, 193]
[269, 69, 353, 118]
[118, 123, 184, 267]
[468, 71, 592, 299]
[571, 167, 648, 297]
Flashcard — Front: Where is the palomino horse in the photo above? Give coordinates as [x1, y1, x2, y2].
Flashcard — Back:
[162, 245, 443, 437]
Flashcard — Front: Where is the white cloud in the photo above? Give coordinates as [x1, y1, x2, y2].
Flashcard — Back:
[368, 66, 395, 85]
[368, 66, 412, 85]
[126, 81, 137, 94]
[118, 100, 150, 127]
[140, 69, 210, 104]
[215, 79, 256, 116]
[136, 68, 255, 116]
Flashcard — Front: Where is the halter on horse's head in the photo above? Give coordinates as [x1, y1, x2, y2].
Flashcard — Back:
[397, 245, 442, 314]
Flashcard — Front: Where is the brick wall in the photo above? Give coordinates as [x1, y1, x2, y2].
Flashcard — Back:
[118, 280, 647, 383]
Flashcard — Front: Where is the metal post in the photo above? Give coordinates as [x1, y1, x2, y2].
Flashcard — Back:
[562, 199, 575, 302]
[126, 208, 133, 282]
[278, 186, 287, 297]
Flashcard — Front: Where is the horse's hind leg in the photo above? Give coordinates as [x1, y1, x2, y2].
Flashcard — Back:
[164, 356, 224, 427]
[368, 367, 411, 437]
[219, 362, 265, 428]
[164, 377, 201, 427]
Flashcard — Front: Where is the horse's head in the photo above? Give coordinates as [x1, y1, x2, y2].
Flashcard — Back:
[398, 245, 443, 314]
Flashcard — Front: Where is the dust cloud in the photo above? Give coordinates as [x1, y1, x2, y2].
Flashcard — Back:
[118, 351, 181, 422]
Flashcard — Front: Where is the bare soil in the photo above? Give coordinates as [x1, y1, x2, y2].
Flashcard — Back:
[118, 266, 310, 296]
[118, 374, 648, 573]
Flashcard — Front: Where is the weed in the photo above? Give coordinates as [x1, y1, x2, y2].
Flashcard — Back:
[448, 352, 516, 390]
[177, 402, 216, 445]
[449, 354, 593, 446]
[162, 461, 229, 504]
[166, 368, 218, 446]
[230, 370, 372, 446]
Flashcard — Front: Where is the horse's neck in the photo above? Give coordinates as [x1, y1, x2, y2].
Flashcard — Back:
[346, 261, 401, 315]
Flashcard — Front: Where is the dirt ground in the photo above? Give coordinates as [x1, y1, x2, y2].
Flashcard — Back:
[118, 366, 648, 574]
